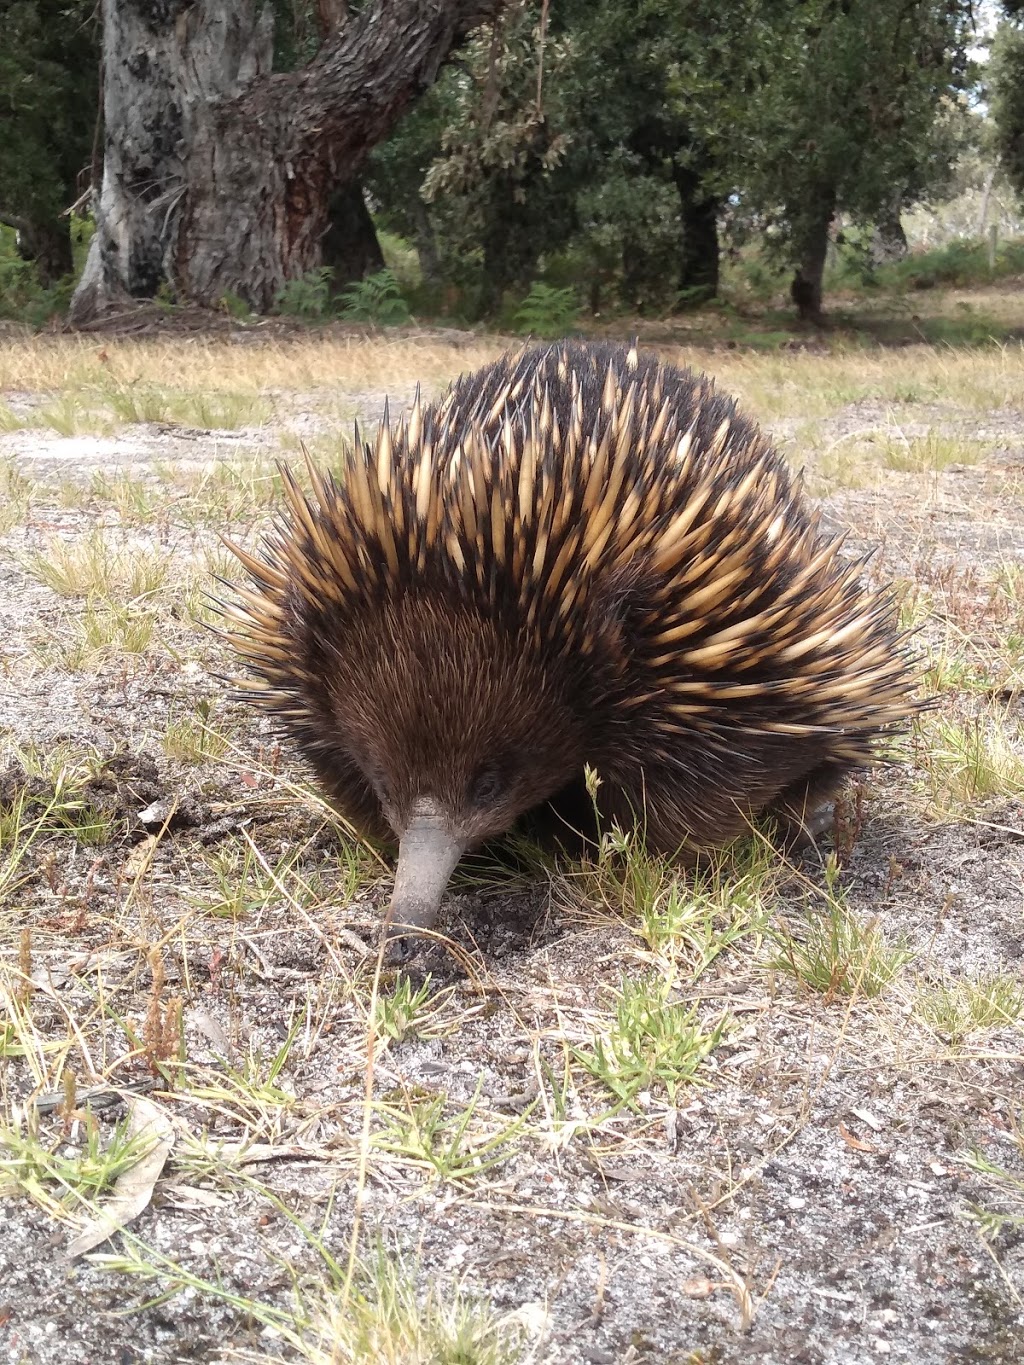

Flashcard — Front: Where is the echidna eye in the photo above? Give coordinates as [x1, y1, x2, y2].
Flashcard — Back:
[470, 769, 504, 807]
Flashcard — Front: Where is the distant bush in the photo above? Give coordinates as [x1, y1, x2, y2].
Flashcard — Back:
[339, 269, 411, 326]
[880, 238, 1024, 290]
[0, 229, 75, 326]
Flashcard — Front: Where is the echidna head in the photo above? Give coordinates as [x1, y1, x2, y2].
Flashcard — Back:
[327, 597, 587, 943]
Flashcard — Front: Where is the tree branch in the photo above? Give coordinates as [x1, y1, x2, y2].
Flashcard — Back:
[0, 209, 31, 236]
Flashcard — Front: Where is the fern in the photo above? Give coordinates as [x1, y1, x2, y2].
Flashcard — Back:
[274, 267, 332, 320]
[339, 269, 411, 326]
[513, 282, 580, 338]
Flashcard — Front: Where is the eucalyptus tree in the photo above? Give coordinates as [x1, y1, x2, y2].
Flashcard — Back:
[69, 0, 508, 324]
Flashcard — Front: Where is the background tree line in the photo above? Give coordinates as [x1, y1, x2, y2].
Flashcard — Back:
[0, 0, 1022, 327]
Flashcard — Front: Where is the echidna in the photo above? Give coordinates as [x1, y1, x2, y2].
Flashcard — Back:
[222, 341, 918, 947]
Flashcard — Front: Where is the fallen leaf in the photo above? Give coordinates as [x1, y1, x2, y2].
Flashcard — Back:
[851, 1107, 884, 1132]
[839, 1122, 879, 1154]
[68, 1095, 175, 1258]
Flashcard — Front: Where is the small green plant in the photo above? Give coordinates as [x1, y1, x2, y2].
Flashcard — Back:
[964, 1110, 1024, 1236]
[0, 456, 32, 530]
[163, 700, 229, 764]
[576, 976, 727, 1105]
[20, 531, 169, 601]
[60, 599, 157, 668]
[513, 282, 580, 338]
[36, 393, 111, 437]
[768, 860, 913, 999]
[89, 470, 158, 523]
[192, 840, 317, 920]
[339, 268, 411, 326]
[0, 1111, 151, 1209]
[916, 708, 1024, 809]
[275, 267, 333, 319]
[373, 975, 457, 1043]
[373, 1084, 527, 1183]
[305, 1241, 528, 1365]
[880, 432, 983, 472]
[558, 775, 771, 978]
[915, 974, 1024, 1041]
[217, 290, 253, 320]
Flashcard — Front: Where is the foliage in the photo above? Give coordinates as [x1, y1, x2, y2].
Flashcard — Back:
[369, 0, 978, 320]
[0, 228, 75, 323]
[512, 281, 579, 336]
[722, 0, 975, 316]
[989, 19, 1024, 197]
[338, 268, 411, 325]
[576, 976, 727, 1105]
[274, 267, 333, 319]
[768, 861, 914, 1000]
[880, 237, 1024, 289]
[0, 1, 98, 280]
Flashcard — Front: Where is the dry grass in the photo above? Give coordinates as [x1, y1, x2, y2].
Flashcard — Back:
[0, 335, 509, 398]
[0, 332, 1020, 418]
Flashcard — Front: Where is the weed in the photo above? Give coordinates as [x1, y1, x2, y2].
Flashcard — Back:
[372, 976, 458, 1043]
[964, 1113, 1024, 1236]
[0, 1109, 152, 1212]
[302, 1240, 528, 1365]
[558, 793, 771, 978]
[915, 974, 1024, 1041]
[218, 291, 254, 320]
[36, 393, 111, 437]
[191, 833, 371, 920]
[880, 432, 984, 472]
[276, 267, 333, 320]
[89, 470, 159, 523]
[59, 598, 157, 668]
[162, 700, 229, 764]
[768, 862, 914, 999]
[20, 531, 169, 601]
[374, 1084, 528, 1183]
[576, 976, 728, 1104]
[0, 456, 32, 529]
[915, 707, 1024, 809]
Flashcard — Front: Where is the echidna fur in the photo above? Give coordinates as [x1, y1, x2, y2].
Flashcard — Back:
[222, 340, 920, 946]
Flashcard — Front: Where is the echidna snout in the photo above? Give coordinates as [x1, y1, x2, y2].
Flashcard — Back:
[332, 604, 589, 945]
[221, 340, 921, 954]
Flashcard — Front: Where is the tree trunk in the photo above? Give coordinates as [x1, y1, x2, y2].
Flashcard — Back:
[671, 162, 719, 304]
[13, 217, 74, 285]
[322, 182, 385, 290]
[70, 0, 507, 325]
[790, 192, 835, 324]
[975, 167, 997, 237]
[871, 194, 908, 265]
[412, 198, 442, 285]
